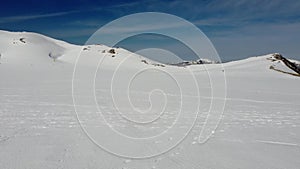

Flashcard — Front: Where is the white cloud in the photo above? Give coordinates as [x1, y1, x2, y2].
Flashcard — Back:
[0, 10, 80, 23]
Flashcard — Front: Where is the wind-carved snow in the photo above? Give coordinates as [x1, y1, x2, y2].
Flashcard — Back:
[0, 30, 299, 169]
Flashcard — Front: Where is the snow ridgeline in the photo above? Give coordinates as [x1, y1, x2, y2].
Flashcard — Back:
[0, 30, 299, 77]
[0, 30, 220, 67]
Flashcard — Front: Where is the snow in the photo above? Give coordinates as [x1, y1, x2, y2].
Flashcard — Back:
[0, 30, 299, 169]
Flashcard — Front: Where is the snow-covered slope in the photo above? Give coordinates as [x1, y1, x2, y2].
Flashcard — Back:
[0, 30, 166, 68]
[0, 30, 76, 64]
[0, 30, 299, 169]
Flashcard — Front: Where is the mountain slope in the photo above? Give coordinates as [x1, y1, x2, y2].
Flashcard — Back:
[0, 30, 299, 169]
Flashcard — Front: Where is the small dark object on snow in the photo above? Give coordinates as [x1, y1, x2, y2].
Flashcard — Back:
[19, 38, 26, 43]
[108, 49, 116, 54]
[48, 53, 56, 62]
[153, 63, 165, 67]
[112, 55, 115, 57]
[141, 60, 148, 64]
[273, 53, 300, 75]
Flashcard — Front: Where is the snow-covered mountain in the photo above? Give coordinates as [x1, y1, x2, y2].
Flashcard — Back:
[0, 30, 167, 67]
[0, 30, 298, 74]
[0, 30, 299, 169]
[0, 30, 74, 64]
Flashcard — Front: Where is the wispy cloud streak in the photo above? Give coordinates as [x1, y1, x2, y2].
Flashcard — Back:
[0, 10, 80, 23]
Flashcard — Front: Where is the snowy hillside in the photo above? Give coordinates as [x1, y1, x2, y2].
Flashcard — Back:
[0, 30, 299, 169]
[0, 30, 167, 67]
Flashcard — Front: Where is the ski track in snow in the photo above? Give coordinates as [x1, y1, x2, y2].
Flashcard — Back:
[254, 140, 299, 147]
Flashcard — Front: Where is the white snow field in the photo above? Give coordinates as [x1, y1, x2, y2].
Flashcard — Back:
[0, 30, 299, 169]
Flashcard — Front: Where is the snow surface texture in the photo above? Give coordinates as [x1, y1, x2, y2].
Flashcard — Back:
[0, 30, 299, 169]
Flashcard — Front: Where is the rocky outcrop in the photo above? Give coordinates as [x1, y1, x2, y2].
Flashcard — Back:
[272, 53, 300, 75]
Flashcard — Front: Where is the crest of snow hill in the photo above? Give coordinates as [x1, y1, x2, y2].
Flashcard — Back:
[0, 30, 299, 76]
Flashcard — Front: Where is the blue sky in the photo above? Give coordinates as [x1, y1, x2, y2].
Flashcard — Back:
[0, 0, 300, 61]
